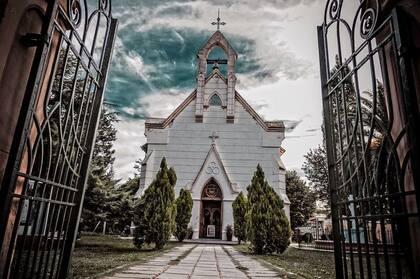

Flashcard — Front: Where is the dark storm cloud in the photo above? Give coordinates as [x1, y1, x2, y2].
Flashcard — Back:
[105, 0, 314, 119]
[105, 25, 261, 119]
[155, 4, 203, 18]
[106, 0, 322, 180]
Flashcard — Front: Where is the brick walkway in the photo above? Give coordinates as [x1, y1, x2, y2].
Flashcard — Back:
[102, 244, 281, 279]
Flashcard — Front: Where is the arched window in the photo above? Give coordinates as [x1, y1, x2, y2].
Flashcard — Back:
[209, 94, 222, 106]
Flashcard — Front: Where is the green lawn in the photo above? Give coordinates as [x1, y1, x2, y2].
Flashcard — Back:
[70, 233, 178, 278]
[235, 244, 336, 279]
[235, 244, 411, 278]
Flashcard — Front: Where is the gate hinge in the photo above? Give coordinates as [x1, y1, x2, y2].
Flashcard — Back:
[21, 33, 49, 47]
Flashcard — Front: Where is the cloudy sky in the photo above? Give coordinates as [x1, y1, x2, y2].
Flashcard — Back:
[106, 0, 328, 181]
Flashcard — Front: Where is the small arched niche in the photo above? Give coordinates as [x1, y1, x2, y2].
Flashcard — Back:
[201, 179, 223, 201]
[209, 93, 223, 106]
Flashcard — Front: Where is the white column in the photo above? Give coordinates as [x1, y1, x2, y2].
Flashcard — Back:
[195, 73, 205, 122]
[222, 201, 234, 240]
[226, 72, 236, 123]
[191, 199, 201, 239]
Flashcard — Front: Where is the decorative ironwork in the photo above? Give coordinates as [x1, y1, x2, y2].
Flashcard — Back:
[208, 132, 219, 144]
[318, 1, 419, 278]
[205, 162, 220, 175]
[202, 181, 222, 200]
[0, 0, 117, 278]
[211, 9, 226, 31]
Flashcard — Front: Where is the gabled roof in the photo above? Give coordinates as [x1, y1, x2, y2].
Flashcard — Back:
[197, 30, 238, 59]
[205, 69, 227, 85]
[235, 92, 284, 132]
[191, 143, 238, 194]
[144, 87, 284, 132]
[141, 150, 153, 165]
[145, 90, 196, 129]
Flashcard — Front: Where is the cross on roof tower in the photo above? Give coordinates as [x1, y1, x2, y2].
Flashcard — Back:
[211, 9, 226, 31]
[209, 131, 219, 144]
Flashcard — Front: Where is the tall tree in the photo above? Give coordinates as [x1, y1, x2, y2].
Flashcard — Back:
[80, 174, 108, 230]
[286, 170, 316, 229]
[118, 176, 140, 196]
[266, 185, 291, 254]
[106, 190, 134, 233]
[174, 189, 193, 242]
[302, 145, 329, 205]
[232, 192, 247, 244]
[247, 165, 290, 254]
[91, 109, 118, 182]
[133, 158, 176, 249]
[81, 108, 119, 231]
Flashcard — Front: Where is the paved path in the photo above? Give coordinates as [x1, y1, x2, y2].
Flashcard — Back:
[103, 244, 282, 279]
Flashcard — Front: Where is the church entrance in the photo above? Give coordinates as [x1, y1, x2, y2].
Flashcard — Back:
[199, 180, 222, 239]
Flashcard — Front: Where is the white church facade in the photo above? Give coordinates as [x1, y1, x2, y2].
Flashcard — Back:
[136, 29, 289, 241]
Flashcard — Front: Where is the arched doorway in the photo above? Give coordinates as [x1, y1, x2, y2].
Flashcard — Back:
[200, 179, 223, 239]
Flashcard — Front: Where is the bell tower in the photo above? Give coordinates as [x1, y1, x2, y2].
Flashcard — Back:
[195, 11, 238, 123]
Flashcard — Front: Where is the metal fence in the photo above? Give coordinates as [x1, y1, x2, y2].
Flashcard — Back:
[318, 1, 420, 278]
[0, 1, 117, 278]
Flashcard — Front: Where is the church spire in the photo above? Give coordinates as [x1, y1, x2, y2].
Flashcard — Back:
[195, 13, 237, 123]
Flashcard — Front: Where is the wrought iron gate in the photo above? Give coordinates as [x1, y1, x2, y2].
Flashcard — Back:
[0, 0, 117, 278]
[318, 1, 420, 278]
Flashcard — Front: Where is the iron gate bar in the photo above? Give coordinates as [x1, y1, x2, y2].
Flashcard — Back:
[56, 5, 103, 74]
[15, 173, 78, 192]
[57, 16, 118, 279]
[318, 1, 419, 278]
[392, 7, 420, 224]
[19, 28, 71, 279]
[390, 8, 419, 276]
[318, 24, 345, 279]
[0, 1, 59, 277]
[10, 194, 76, 207]
[0, 1, 118, 278]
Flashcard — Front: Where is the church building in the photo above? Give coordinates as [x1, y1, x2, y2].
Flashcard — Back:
[137, 19, 289, 241]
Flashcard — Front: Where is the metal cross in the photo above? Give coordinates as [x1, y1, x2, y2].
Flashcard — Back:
[211, 9, 226, 31]
[209, 131, 219, 143]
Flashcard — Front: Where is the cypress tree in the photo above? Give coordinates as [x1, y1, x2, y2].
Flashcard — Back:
[232, 192, 247, 244]
[133, 181, 154, 249]
[247, 165, 270, 254]
[174, 189, 193, 242]
[133, 195, 147, 249]
[247, 165, 291, 254]
[266, 186, 291, 254]
[133, 158, 176, 249]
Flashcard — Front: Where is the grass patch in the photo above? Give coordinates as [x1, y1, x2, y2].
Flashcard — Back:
[70, 233, 178, 278]
[235, 244, 335, 279]
[234, 244, 410, 278]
